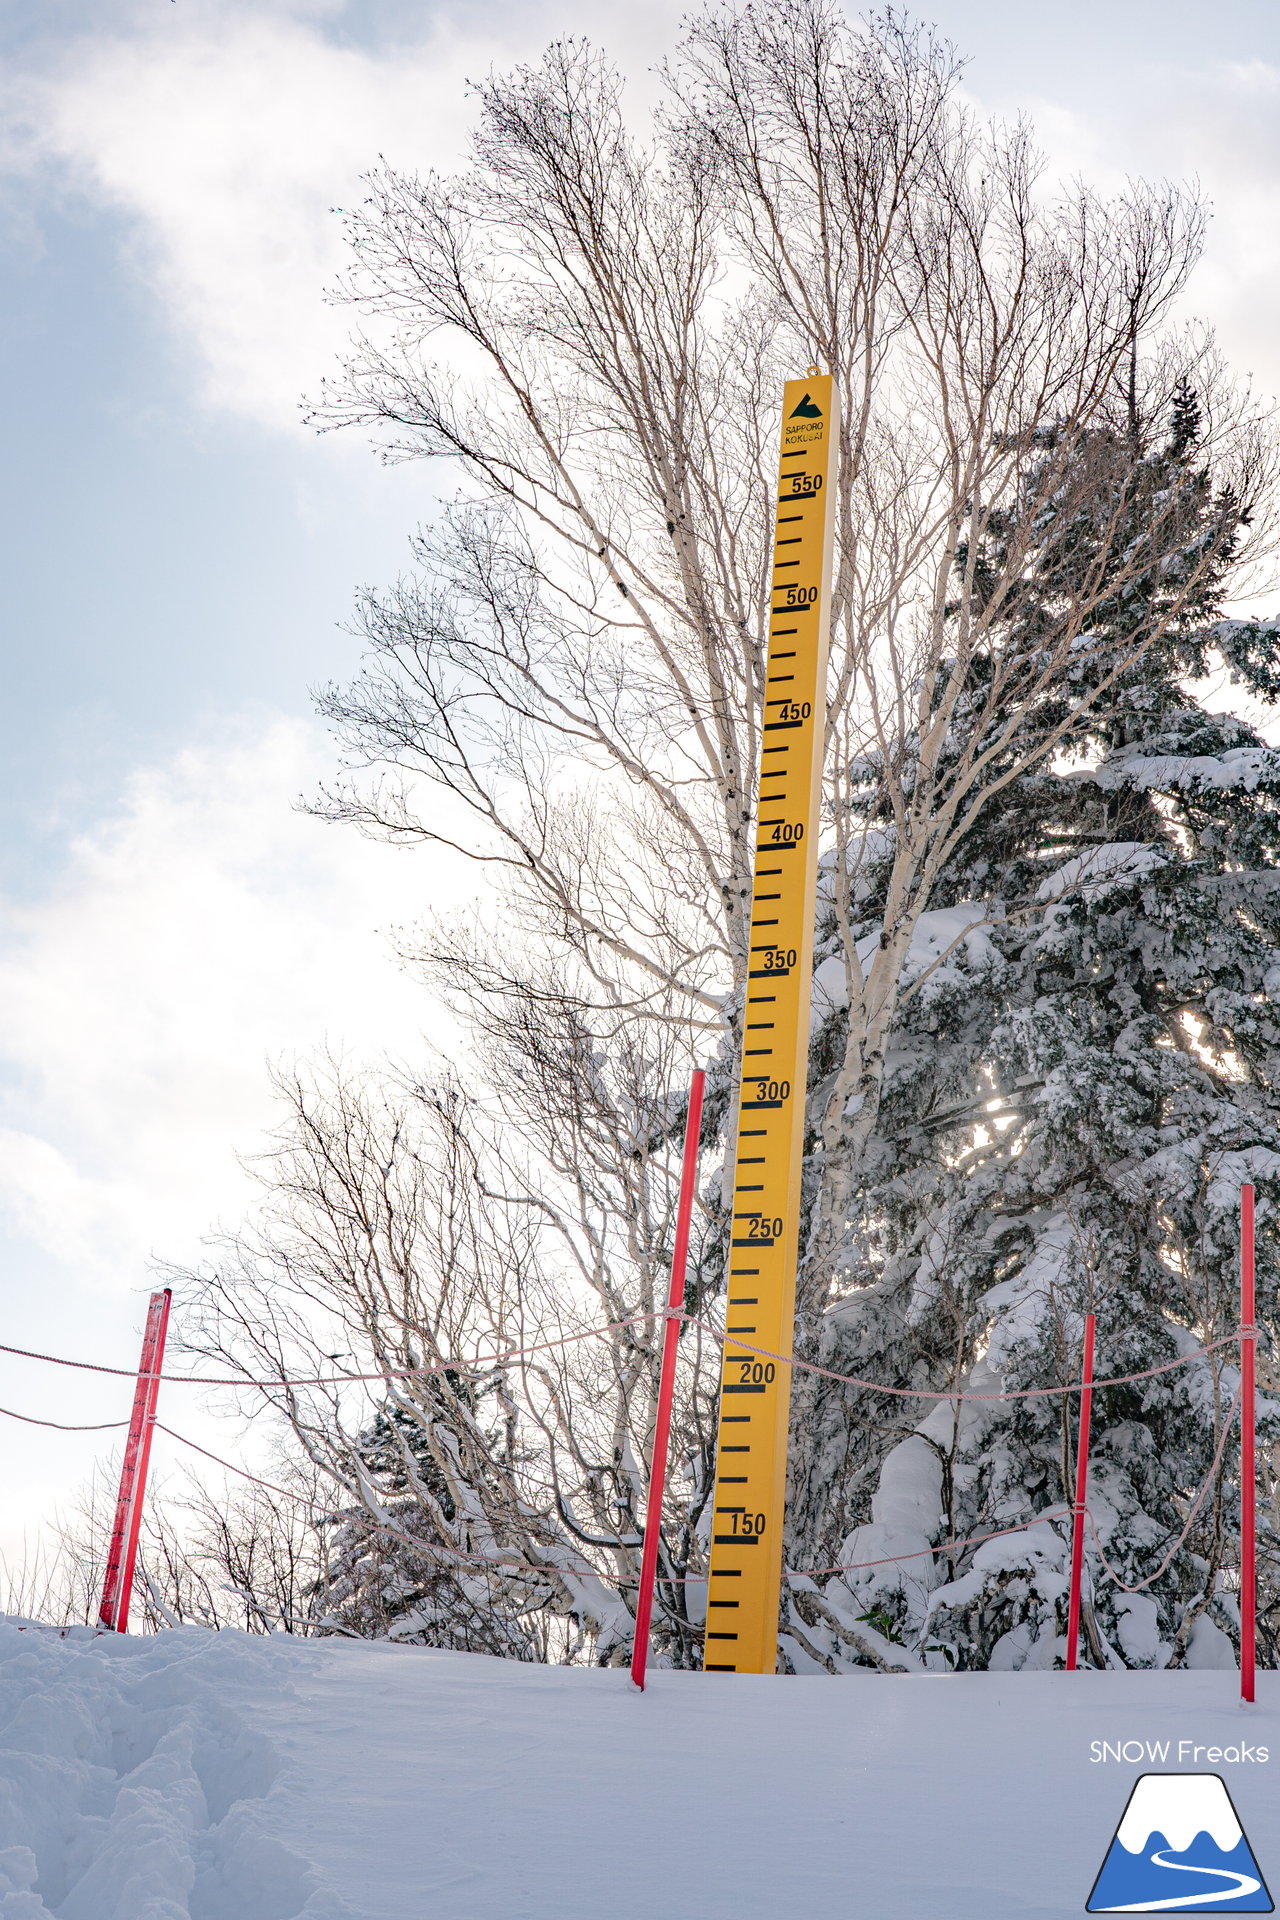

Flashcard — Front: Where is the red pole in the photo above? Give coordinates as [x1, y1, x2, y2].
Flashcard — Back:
[1065, 1312, 1096, 1672]
[631, 1069, 705, 1691]
[1241, 1185, 1256, 1705]
[98, 1289, 172, 1633]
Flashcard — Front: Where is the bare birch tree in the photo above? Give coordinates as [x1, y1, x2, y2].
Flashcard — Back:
[173, 2, 1276, 1663]
[179, 1057, 716, 1661]
[311, 5, 1266, 1260]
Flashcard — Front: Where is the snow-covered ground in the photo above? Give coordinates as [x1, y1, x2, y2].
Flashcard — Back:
[2, 1620, 1279, 1918]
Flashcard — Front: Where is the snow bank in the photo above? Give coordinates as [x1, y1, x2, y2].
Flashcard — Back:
[1, 1620, 1278, 1918]
[0, 1621, 345, 1920]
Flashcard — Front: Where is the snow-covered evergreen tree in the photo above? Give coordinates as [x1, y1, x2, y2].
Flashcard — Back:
[176, 13, 1280, 1674]
[317, 1386, 550, 1658]
[782, 384, 1280, 1673]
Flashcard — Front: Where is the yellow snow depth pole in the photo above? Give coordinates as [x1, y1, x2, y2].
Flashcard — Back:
[703, 372, 839, 1674]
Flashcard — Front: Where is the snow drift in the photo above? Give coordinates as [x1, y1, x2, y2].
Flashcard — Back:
[1, 1618, 1278, 1918]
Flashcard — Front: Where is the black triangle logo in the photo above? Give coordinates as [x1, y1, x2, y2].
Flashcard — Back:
[789, 392, 822, 419]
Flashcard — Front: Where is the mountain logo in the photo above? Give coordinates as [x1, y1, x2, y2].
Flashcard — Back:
[1087, 1774, 1272, 1912]
[789, 392, 823, 418]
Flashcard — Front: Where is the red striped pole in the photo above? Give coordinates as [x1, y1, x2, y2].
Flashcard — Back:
[98, 1289, 172, 1633]
[1241, 1185, 1256, 1705]
[1065, 1311, 1096, 1671]
[631, 1069, 705, 1692]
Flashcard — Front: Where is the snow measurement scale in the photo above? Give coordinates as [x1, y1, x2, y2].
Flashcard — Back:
[704, 373, 839, 1673]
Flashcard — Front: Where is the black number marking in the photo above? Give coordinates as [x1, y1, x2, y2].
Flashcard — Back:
[749, 946, 796, 977]
[739, 1214, 784, 1242]
[728, 1510, 768, 1538]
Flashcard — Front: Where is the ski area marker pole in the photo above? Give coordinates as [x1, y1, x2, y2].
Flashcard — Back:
[98, 1288, 172, 1633]
[1065, 1311, 1096, 1671]
[703, 372, 839, 1673]
[631, 1068, 705, 1692]
[1241, 1184, 1256, 1705]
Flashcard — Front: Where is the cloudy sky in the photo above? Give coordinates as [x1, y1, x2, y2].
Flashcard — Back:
[3, 0, 1280, 1567]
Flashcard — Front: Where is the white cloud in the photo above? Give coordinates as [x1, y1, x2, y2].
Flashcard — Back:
[1169, 63, 1280, 400]
[4, 1, 1279, 1573]
[0, 713, 478, 1563]
[24, 3, 1272, 451]
[7, 0, 686, 431]
[10, 6, 1275, 474]
[1, 16, 1274, 1277]
[994, 60, 1280, 410]
[18, 12, 478, 427]
[0, 714, 466, 1288]
[961, 57, 1280, 622]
